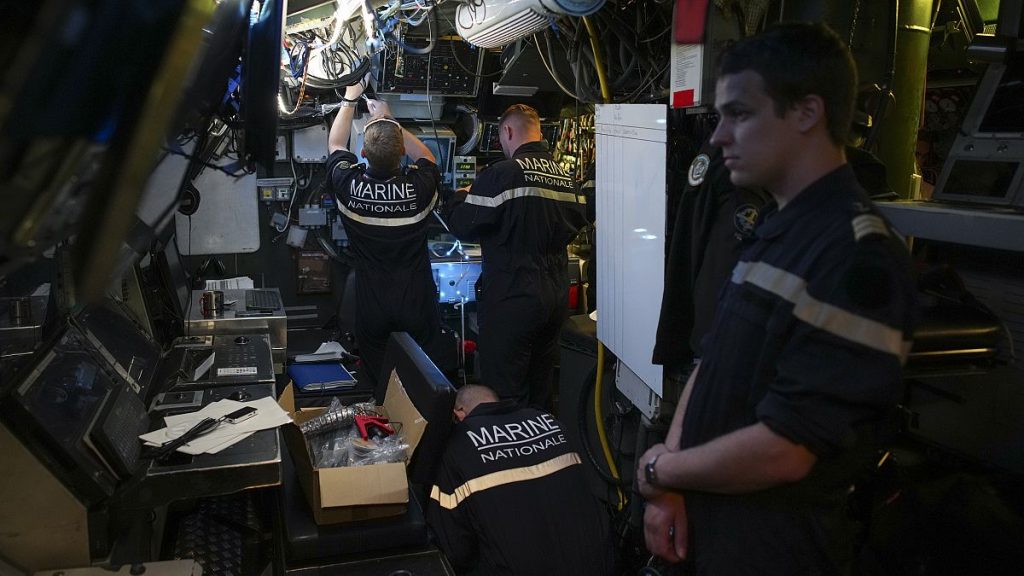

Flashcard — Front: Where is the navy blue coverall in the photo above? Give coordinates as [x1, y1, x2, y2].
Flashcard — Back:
[426, 400, 612, 575]
[328, 149, 442, 401]
[443, 141, 587, 408]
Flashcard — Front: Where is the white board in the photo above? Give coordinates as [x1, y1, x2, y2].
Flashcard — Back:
[595, 104, 667, 399]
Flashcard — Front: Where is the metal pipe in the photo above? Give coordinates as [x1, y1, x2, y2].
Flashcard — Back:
[874, 0, 934, 200]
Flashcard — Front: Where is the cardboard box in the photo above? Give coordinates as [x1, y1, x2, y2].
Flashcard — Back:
[279, 371, 428, 524]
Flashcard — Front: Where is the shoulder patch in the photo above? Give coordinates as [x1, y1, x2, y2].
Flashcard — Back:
[407, 163, 420, 170]
[733, 203, 760, 238]
[688, 153, 710, 187]
[852, 214, 890, 242]
[336, 160, 353, 170]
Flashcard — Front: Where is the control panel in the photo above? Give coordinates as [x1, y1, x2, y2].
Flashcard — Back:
[454, 155, 477, 190]
[479, 121, 561, 153]
[377, 42, 483, 97]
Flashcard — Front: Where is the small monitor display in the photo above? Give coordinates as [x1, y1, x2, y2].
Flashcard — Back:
[354, 120, 456, 186]
[940, 159, 1019, 199]
[402, 135, 455, 186]
[432, 260, 482, 304]
[977, 60, 1024, 135]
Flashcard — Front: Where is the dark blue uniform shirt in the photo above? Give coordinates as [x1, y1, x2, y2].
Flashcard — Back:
[426, 401, 612, 576]
[681, 164, 916, 574]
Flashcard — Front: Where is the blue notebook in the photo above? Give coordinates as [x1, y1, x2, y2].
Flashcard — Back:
[288, 362, 357, 391]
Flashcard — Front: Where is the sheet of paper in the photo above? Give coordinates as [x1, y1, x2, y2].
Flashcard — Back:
[203, 276, 255, 290]
[140, 397, 292, 455]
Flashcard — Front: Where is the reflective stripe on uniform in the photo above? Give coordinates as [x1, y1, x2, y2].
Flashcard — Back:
[337, 194, 437, 227]
[429, 452, 581, 511]
[462, 186, 585, 208]
[731, 260, 909, 359]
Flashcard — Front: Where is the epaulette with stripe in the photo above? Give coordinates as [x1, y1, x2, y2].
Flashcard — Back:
[851, 213, 890, 242]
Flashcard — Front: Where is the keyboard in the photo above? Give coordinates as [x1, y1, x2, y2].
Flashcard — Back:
[245, 289, 282, 311]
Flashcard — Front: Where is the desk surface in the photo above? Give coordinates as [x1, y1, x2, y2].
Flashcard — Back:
[877, 200, 1024, 252]
[119, 383, 282, 509]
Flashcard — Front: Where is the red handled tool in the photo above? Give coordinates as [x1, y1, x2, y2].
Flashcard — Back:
[355, 415, 394, 441]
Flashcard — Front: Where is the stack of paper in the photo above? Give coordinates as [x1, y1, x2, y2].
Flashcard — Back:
[204, 276, 255, 290]
[140, 397, 292, 455]
[294, 341, 347, 363]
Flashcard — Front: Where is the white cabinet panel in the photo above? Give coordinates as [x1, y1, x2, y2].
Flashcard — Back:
[175, 172, 260, 255]
[595, 104, 667, 397]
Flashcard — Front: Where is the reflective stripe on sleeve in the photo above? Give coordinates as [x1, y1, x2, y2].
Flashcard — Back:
[731, 260, 910, 360]
[337, 194, 437, 227]
[462, 186, 584, 208]
[429, 452, 581, 511]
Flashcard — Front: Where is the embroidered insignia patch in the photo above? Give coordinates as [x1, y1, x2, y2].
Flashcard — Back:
[734, 203, 759, 237]
[688, 153, 710, 187]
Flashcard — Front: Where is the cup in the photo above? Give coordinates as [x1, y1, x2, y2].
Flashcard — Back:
[200, 290, 224, 318]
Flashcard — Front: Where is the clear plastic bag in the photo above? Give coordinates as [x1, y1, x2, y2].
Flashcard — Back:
[348, 432, 409, 467]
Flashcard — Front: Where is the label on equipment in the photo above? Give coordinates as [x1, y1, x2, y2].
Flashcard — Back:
[217, 366, 258, 376]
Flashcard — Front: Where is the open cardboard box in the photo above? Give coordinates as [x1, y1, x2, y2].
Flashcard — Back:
[279, 370, 428, 524]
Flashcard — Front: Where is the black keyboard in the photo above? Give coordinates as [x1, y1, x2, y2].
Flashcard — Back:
[245, 289, 282, 311]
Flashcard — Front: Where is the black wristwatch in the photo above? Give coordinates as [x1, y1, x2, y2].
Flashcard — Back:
[644, 453, 662, 486]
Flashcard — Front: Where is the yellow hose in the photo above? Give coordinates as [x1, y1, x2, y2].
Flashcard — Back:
[585, 14, 617, 507]
[595, 340, 625, 510]
[582, 16, 612, 103]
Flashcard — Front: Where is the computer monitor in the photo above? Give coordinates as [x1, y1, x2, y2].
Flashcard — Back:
[378, 332, 456, 485]
[155, 236, 193, 319]
[0, 326, 129, 504]
[432, 260, 483, 304]
[406, 127, 457, 187]
[350, 119, 457, 186]
[962, 60, 1024, 137]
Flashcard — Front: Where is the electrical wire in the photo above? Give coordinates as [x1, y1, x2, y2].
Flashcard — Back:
[582, 16, 611, 103]
[535, 33, 583, 101]
[161, 145, 248, 178]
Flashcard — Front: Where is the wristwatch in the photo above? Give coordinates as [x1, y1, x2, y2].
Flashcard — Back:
[644, 453, 661, 486]
[339, 100, 359, 108]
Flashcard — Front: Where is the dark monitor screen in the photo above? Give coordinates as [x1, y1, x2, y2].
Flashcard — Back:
[977, 60, 1024, 135]
[379, 332, 456, 484]
[76, 304, 162, 403]
[405, 136, 455, 185]
[940, 159, 1019, 199]
[1, 327, 121, 503]
[157, 237, 192, 318]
